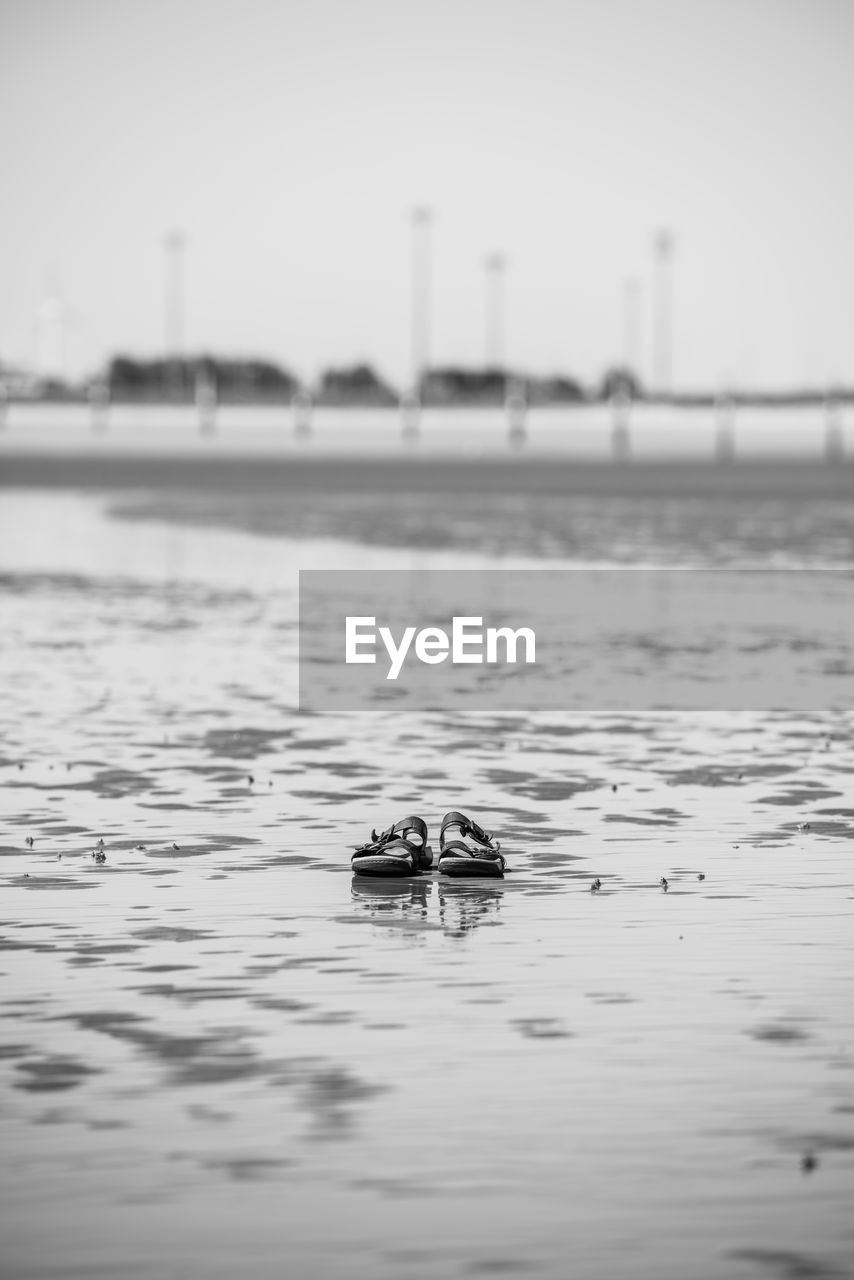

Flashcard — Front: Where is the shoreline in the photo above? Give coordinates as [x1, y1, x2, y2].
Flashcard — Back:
[2, 452, 854, 498]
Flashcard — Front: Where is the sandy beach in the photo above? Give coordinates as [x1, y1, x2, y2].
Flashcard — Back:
[1, 445, 853, 1279]
[5, 0, 854, 1270]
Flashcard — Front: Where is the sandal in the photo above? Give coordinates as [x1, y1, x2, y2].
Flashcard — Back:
[437, 811, 504, 878]
[351, 815, 432, 877]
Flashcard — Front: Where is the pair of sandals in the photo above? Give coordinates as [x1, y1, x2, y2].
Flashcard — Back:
[352, 811, 504, 879]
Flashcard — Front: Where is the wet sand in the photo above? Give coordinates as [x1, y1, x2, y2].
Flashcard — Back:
[1, 481, 853, 1280]
[2, 449, 854, 499]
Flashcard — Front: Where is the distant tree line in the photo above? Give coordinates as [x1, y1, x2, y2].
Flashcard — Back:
[103, 355, 599, 406]
[317, 363, 397, 406]
[421, 366, 587, 406]
[107, 356, 298, 402]
[105, 355, 402, 405]
[9, 351, 850, 407]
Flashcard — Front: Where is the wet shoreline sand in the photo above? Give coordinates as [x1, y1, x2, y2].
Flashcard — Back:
[1, 482, 853, 1279]
[2, 449, 854, 499]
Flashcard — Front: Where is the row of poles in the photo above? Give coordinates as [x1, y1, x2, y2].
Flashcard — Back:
[607, 393, 846, 463]
[404, 211, 676, 427]
[0, 373, 845, 460]
[159, 218, 526, 403]
[28, 220, 675, 395]
[155, 216, 677, 440]
[409, 217, 676, 372]
[1, 221, 844, 458]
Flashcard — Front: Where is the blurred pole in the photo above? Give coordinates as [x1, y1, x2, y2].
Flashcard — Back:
[164, 231, 186, 357]
[410, 206, 432, 401]
[88, 377, 109, 433]
[652, 230, 674, 397]
[195, 364, 217, 435]
[622, 276, 643, 388]
[37, 291, 68, 383]
[714, 394, 736, 462]
[292, 387, 313, 437]
[400, 390, 421, 441]
[610, 391, 632, 460]
[485, 252, 507, 378]
[506, 378, 527, 447]
[824, 397, 844, 461]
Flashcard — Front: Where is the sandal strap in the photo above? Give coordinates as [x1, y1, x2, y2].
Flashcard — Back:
[354, 815, 427, 855]
[439, 839, 503, 862]
[440, 811, 496, 850]
[393, 815, 428, 845]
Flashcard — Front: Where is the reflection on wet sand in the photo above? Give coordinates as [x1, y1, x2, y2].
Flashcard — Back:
[437, 881, 504, 936]
[351, 875, 434, 921]
[351, 875, 504, 937]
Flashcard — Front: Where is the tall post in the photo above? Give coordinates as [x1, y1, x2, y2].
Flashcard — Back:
[164, 231, 186, 358]
[37, 291, 67, 382]
[410, 206, 432, 401]
[292, 387, 313, 437]
[485, 252, 507, 373]
[652, 230, 674, 397]
[622, 276, 643, 388]
[164, 231, 186, 401]
[88, 377, 110, 433]
[195, 363, 217, 435]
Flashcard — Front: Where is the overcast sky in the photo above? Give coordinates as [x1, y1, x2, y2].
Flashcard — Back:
[1, 0, 853, 390]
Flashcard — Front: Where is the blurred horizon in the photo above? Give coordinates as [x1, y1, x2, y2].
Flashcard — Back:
[5, 350, 854, 407]
[2, 0, 854, 393]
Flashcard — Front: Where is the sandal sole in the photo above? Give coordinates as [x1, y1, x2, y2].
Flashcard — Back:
[351, 855, 418, 877]
[438, 857, 504, 878]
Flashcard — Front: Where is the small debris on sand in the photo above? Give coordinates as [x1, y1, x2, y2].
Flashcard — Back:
[25, 836, 34, 848]
[698, 873, 706, 881]
[801, 1152, 818, 1174]
[590, 878, 602, 893]
[660, 877, 669, 892]
[172, 842, 180, 851]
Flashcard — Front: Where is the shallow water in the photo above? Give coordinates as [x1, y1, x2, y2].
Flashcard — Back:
[1, 481, 853, 1280]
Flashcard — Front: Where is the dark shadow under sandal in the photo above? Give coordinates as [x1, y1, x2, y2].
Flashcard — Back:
[438, 811, 505, 878]
[351, 816, 433, 877]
